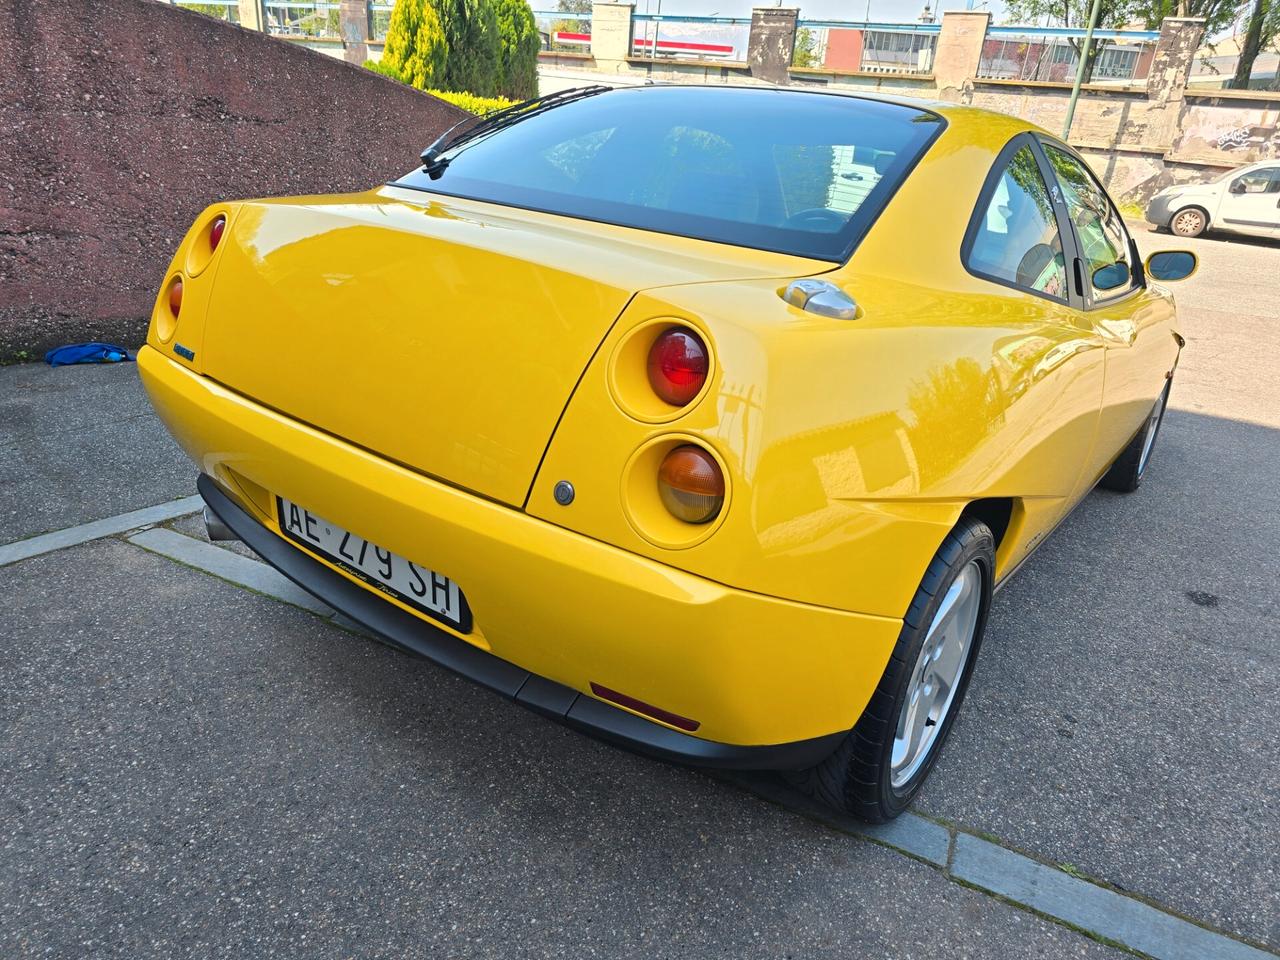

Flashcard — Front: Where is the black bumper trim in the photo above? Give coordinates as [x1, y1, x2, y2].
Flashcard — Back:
[198, 474, 846, 771]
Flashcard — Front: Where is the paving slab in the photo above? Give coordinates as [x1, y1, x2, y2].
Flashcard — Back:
[0, 362, 193, 544]
[0, 539, 1133, 960]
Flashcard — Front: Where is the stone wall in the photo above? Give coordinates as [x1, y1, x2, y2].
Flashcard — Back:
[0, 0, 465, 359]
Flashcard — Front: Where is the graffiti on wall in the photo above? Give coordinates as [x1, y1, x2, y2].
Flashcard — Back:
[1173, 102, 1280, 162]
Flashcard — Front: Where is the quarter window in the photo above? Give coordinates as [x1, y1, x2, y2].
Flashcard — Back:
[966, 145, 1068, 301]
[1044, 145, 1135, 300]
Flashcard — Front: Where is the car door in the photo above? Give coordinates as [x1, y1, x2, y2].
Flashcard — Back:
[1037, 139, 1180, 484]
[1215, 165, 1280, 237]
[961, 135, 1107, 533]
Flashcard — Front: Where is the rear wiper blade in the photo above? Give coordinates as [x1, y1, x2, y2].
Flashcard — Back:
[419, 85, 612, 175]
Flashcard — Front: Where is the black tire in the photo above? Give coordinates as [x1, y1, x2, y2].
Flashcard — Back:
[1100, 381, 1170, 493]
[1170, 206, 1207, 238]
[788, 518, 994, 823]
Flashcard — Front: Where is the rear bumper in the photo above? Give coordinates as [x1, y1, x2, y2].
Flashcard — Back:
[201, 475, 845, 769]
[139, 345, 902, 765]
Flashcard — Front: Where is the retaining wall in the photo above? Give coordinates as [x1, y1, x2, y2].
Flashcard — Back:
[0, 0, 465, 359]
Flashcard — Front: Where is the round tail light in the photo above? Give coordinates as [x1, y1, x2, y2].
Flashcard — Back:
[168, 277, 183, 318]
[647, 327, 708, 407]
[658, 445, 724, 524]
[209, 215, 226, 252]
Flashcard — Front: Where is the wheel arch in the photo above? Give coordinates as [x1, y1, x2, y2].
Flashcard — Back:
[956, 497, 1016, 570]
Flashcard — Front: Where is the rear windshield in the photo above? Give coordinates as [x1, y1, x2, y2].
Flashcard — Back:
[394, 87, 944, 262]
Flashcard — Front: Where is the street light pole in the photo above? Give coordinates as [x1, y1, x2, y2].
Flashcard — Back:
[1061, 0, 1103, 139]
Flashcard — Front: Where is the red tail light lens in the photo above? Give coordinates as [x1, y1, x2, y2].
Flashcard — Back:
[647, 327, 708, 407]
[209, 215, 226, 252]
[168, 277, 183, 317]
[658, 445, 724, 524]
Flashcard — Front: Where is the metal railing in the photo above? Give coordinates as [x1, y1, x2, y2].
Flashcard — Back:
[630, 12, 749, 62]
[977, 27, 1161, 85]
[370, 2, 393, 42]
[170, 0, 240, 23]
[264, 1, 342, 39]
[532, 10, 592, 55]
[794, 20, 938, 74]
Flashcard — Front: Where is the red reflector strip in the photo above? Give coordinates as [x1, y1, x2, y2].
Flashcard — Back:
[590, 682, 701, 732]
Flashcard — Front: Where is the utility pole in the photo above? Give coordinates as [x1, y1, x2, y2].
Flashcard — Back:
[1061, 0, 1103, 139]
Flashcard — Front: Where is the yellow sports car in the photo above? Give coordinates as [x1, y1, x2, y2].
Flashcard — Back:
[140, 85, 1196, 821]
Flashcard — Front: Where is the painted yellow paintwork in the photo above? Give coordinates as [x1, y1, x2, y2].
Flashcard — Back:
[140, 98, 1184, 746]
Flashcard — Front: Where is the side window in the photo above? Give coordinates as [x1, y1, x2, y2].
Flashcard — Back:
[1044, 144, 1134, 301]
[1232, 167, 1280, 194]
[965, 145, 1068, 302]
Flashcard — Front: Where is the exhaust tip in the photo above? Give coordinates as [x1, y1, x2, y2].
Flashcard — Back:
[203, 505, 238, 542]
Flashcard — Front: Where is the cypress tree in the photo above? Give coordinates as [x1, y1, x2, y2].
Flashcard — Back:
[380, 0, 447, 90]
[494, 0, 540, 101]
[434, 0, 501, 96]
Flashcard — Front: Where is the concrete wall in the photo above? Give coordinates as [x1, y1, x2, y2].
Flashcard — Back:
[0, 0, 465, 359]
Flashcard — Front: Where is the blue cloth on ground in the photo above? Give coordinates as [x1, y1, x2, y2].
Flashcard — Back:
[44, 343, 132, 366]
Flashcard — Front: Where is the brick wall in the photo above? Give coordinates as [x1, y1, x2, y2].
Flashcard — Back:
[0, 0, 466, 359]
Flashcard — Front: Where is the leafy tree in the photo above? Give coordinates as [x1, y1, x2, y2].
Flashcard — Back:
[1003, 0, 1137, 80]
[793, 27, 820, 67]
[1136, 0, 1241, 35]
[1232, 0, 1280, 88]
[381, 0, 448, 89]
[494, 0, 541, 99]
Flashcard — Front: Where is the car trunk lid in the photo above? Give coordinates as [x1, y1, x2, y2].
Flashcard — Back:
[200, 187, 825, 506]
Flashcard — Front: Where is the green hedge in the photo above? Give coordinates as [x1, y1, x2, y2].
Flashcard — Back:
[366, 62, 517, 114]
[426, 88, 517, 114]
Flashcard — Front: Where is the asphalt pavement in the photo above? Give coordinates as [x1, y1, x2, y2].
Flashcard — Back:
[1, 226, 1276, 958]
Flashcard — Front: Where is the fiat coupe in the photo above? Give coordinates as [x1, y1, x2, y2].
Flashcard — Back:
[140, 85, 1195, 821]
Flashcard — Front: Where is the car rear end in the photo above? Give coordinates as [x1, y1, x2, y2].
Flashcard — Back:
[139, 86, 947, 764]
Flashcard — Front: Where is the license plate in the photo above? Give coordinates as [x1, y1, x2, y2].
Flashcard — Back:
[276, 498, 471, 633]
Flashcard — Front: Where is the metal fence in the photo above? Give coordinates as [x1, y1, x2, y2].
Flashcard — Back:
[370, 1, 393, 41]
[630, 13, 750, 62]
[264, 1, 342, 39]
[794, 21, 938, 74]
[171, 0, 240, 23]
[977, 28, 1160, 85]
[530, 10, 592, 55]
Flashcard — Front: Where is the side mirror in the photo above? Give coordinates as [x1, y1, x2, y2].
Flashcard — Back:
[1092, 261, 1131, 291]
[1229, 180, 1245, 194]
[1145, 250, 1197, 283]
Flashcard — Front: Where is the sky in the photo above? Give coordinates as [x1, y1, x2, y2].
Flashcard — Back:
[628, 0, 1009, 25]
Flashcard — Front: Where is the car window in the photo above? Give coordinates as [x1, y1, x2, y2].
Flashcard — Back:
[965, 145, 1068, 302]
[1232, 166, 1280, 194]
[773, 145, 893, 221]
[623, 126, 760, 224]
[395, 87, 945, 263]
[1044, 145, 1134, 301]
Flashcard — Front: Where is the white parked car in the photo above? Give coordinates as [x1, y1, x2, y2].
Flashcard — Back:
[1145, 160, 1280, 238]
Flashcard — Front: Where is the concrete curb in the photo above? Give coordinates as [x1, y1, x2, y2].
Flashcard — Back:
[728, 773, 1277, 960]
[0, 495, 204, 567]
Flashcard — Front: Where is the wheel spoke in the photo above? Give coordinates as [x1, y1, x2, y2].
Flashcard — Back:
[891, 562, 984, 788]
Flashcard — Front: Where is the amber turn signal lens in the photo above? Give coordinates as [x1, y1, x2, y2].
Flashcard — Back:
[657, 444, 724, 524]
[209, 215, 226, 252]
[647, 327, 708, 407]
[168, 277, 183, 318]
